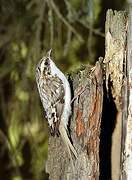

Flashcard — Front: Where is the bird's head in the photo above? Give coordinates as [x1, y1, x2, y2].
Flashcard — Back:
[36, 49, 52, 79]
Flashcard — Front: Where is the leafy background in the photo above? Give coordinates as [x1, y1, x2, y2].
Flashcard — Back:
[0, 0, 126, 179]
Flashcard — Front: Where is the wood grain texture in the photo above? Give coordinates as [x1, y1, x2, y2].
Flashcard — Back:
[104, 10, 127, 180]
[122, 5, 132, 180]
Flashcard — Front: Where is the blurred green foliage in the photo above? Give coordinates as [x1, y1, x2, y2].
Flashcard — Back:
[0, 0, 126, 179]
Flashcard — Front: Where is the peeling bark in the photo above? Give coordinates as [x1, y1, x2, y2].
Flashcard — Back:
[104, 10, 127, 110]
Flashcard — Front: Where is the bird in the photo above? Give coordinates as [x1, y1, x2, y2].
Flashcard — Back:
[35, 49, 77, 161]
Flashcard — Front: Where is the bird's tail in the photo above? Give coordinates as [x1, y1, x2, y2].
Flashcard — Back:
[59, 121, 77, 159]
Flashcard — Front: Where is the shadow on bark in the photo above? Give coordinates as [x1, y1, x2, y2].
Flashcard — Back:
[99, 79, 117, 180]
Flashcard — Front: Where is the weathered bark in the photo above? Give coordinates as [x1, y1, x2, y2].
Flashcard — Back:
[46, 62, 103, 180]
[121, 5, 132, 180]
[104, 7, 132, 180]
[104, 10, 127, 180]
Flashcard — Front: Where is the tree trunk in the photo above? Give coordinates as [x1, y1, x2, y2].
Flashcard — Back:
[46, 62, 103, 180]
[121, 5, 132, 180]
[45, 8, 132, 180]
[104, 10, 127, 180]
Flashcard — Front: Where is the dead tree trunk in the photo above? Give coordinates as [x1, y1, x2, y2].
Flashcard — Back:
[45, 8, 132, 180]
[121, 5, 132, 180]
[104, 7, 132, 180]
[104, 10, 127, 180]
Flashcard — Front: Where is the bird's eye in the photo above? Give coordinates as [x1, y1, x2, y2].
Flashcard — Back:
[45, 60, 48, 66]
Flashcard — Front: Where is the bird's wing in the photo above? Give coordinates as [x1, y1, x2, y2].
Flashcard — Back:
[41, 75, 65, 135]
